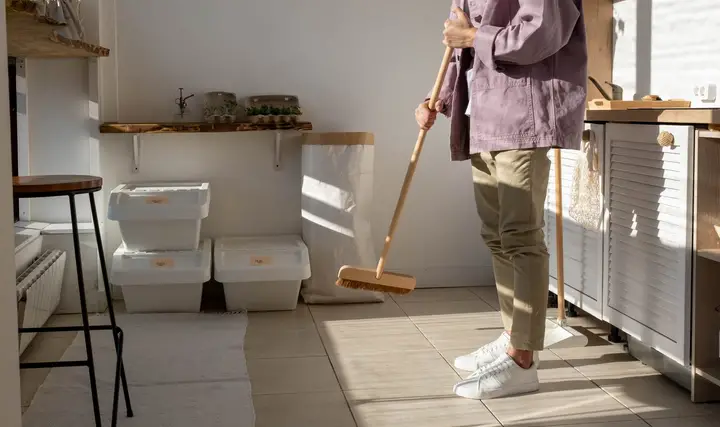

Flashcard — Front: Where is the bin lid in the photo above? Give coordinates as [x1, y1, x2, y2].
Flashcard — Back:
[15, 221, 96, 235]
[42, 223, 96, 235]
[214, 235, 311, 283]
[15, 229, 41, 254]
[107, 182, 210, 221]
[111, 239, 211, 286]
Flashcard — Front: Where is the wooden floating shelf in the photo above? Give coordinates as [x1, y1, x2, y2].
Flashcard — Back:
[6, 4, 110, 58]
[99, 121, 313, 134]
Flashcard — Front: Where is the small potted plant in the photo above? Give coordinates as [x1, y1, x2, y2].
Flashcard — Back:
[288, 105, 302, 123]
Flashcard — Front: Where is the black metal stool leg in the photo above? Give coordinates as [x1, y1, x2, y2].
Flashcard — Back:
[69, 194, 103, 427]
[89, 193, 134, 419]
[111, 327, 126, 427]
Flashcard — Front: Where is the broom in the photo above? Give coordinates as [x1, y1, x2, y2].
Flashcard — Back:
[336, 46, 454, 295]
[543, 148, 589, 349]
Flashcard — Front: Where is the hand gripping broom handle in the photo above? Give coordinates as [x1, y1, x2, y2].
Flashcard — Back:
[375, 47, 454, 279]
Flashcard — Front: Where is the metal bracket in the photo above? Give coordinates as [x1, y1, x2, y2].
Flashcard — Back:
[132, 134, 141, 173]
[274, 131, 282, 170]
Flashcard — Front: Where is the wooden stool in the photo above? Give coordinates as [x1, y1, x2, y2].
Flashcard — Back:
[14, 175, 133, 427]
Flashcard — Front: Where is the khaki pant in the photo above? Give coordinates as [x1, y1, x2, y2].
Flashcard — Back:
[471, 148, 551, 351]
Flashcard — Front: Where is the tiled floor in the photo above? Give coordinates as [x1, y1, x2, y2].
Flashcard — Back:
[20, 287, 720, 426]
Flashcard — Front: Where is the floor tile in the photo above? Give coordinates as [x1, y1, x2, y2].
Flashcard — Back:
[482, 379, 639, 427]
[468, 287, 501, 310]
[245, 325, 326, 359]
[648, 416, 720, 426]
[247, 356, 340, 395]
[420, 325, 504, 352]
[20, 327, 78, 408]
[551, 343, 656, 380]
[317, 317, 434, 355]
[253, 392, 356, 427]
[398, 299, 496, 319]
[391, 287, 481, 303]
[594, 373, 720, 420]
[411, 310, 505, 350]
[346, 388, 500, 427]
[330, 350, 461, 393]
[248, 303, 315, 329]
[309, 300, 406, 323]
[551, 422, 648, 427]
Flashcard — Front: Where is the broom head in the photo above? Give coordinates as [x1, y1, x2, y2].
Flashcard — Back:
[336, 265, 416, 295]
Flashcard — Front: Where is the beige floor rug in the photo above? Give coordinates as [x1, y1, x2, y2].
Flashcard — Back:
[22, 312, 254, 427]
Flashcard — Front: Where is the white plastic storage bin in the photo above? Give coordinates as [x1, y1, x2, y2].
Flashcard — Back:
[14, 228, 43, 274]
[215, 235, 311, 311]
[111, 239, 212, 313]
[107, 182, 211, 251]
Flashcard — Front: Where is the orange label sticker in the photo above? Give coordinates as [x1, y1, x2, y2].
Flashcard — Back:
[250, 256, 273, 266]
[145, 196, 169, 205]
[152, 258, 175, 268]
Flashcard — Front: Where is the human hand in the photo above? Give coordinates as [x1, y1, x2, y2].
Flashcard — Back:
[415, 101, 438, 130]
[443, 7, 476, 49]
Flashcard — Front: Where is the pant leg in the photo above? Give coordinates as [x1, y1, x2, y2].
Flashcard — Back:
[494, 148, 551, 351]
[471, 152, 514, 332]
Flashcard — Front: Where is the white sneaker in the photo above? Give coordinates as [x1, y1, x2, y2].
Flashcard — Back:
[453, 353, 540, 400]
[454, 332, 540, 372]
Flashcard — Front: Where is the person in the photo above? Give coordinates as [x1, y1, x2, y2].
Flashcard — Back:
[416, 0, 587, 400]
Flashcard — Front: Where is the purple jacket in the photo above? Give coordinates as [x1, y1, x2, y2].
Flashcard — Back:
[433, 0, 587, 160]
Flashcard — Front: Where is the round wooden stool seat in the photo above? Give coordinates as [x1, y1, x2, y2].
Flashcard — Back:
[13, 175, 103, 197]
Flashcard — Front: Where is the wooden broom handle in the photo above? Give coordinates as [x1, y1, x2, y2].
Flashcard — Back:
[375, 47, 454, 279]
[554, 148, 566, 322]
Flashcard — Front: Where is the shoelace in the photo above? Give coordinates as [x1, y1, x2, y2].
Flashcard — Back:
[468, 357, 513, 380]
[470, 335, 507, 359]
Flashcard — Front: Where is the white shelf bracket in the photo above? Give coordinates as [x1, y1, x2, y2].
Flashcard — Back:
[132, 134, 141, 173]
[274, 131, 282, 170]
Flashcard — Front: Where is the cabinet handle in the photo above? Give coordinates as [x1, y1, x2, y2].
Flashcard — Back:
[657, 131, 675, 147]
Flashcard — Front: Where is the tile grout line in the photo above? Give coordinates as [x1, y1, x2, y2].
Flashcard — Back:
[394, 291, 505, 427]
[306, 304, 361, 427]
[548, 344, 651, 423]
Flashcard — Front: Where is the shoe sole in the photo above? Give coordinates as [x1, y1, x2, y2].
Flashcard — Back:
[454, 381, 540, 400]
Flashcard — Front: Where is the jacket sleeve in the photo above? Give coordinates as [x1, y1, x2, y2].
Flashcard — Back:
[426, 54, 458, 117]
[474, 0, 580, 68]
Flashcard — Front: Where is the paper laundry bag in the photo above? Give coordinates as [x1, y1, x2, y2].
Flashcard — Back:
[300, 133, 384, 303]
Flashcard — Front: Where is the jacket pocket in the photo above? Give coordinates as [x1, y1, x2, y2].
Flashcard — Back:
[472, 73, 536, 139]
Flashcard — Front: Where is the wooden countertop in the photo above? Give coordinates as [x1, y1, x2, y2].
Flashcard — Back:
[585, 108, 720, 125]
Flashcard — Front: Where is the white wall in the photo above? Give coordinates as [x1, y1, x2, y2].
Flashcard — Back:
[613, 0, 720, 107]
[99, 0, 494, 287]
[24, 58, 101, 223]
[0, 6, 25, 426]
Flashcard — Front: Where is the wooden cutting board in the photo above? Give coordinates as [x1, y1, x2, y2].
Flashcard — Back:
[588, 99, 692, 110]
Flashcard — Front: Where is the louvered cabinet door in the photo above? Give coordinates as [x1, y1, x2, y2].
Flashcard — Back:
[545, 124, 605, 319]
[603, 123, 694, 365]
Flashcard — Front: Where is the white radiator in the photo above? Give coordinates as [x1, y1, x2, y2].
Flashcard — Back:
[17, 250, 66, 355]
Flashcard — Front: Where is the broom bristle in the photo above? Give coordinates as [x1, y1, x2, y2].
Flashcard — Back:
[335, 278, 414, 295]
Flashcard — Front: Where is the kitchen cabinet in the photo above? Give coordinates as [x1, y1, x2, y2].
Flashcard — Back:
[602, 123, 694, 365]
[547, 122, 695, 365]
[545, 124, 605, 320]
